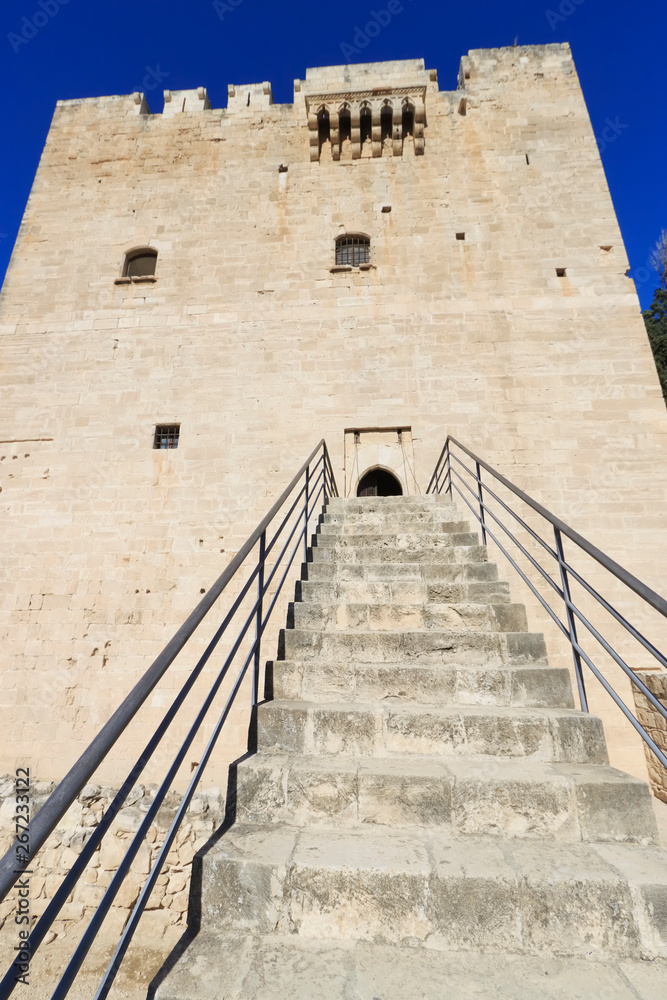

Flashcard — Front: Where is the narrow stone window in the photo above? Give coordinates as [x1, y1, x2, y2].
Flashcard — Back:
[124, 248, 158, 278]
[335, 235, 370, 268]
[380, 106, 393, 147]
[402, 105, 414, 138]
[153, 424, 180, 449]
[360, 106, 372, 149]
[339, 107, 351, 146]
[556, 267, 567, 277]
[525, 153, 530, 165]
[456, 233, 466, 241]
[317, 108, 330, 152]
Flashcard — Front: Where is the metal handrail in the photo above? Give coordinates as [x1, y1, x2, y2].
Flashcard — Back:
[428, 437, 667, 618]
[0, 441, 338, 999]
[427, 436, 667, 772]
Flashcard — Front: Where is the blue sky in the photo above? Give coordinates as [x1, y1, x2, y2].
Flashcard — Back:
[0, 0, 665, 308]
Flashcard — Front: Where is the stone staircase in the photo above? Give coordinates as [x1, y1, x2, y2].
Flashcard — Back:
[156, 496, 667, 1000]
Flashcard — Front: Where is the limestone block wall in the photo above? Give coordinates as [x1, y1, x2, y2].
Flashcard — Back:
[1, 45, 667, 792]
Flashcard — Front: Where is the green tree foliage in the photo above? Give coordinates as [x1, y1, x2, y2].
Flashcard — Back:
[643, 287, 667, 402]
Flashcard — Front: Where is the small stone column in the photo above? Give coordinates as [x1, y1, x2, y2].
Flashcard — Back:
[632, 670, 667, 803]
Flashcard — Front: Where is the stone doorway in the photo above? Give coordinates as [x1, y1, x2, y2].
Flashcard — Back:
[344, 427, 418, 497]
[357, 468, 403, 497]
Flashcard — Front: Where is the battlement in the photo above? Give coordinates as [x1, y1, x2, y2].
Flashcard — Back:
[52, 44, 573, 121]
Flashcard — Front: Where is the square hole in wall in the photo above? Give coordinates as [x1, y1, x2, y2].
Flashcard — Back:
[456, 233, 466, 241]
[556, 268, 567, 277]
[154, 424, 180, 449]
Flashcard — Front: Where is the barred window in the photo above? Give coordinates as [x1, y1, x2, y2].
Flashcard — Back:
[124, 248, 158, 278]
[335, 235, 370, 267]
[153, 424, 180, 449]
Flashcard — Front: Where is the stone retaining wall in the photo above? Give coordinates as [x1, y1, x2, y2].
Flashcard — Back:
[0, 776, 224, 984]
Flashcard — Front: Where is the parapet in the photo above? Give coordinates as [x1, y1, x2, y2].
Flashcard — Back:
[226, 81, 274, 113]
[162, 88, 212, 116]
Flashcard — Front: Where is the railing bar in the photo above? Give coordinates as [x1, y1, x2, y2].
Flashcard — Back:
[426, 441, 449, 493]
[0, 570, 250, 988]
[260, 480, 324, 597]
[450, 461, 559, 560]
[554, 527, 588, 713]
[261, 498, 324, 629]
[573, 640, 667, 770]
[446, 437, 667, 619]
[564, 599, 667, 721]
[560, 559, 667, 673]
[262, 478, 310, 562]
[451, 469, 564, 599]
[0, 441, 329, 902]
[92, 645, 258, 1000]
[49, 607, 261, 1000]
[451, 483, 571, 642]
[0, 550, 268, 965]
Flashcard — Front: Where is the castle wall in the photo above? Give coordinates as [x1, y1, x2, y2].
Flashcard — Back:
[1, 45, 667, 789]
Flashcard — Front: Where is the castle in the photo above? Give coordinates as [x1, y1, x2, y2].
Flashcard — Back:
[1, 43, 667, 998]
[1, 44, 666, 789]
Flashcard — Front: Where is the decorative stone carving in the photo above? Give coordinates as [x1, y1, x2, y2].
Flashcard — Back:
[305, 85, 427, 161]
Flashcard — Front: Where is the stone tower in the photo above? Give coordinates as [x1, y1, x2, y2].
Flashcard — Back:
[1, 45, 666, 788]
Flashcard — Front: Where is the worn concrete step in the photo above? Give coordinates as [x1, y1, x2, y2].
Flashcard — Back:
[290, 601, 529, 633]
[304, 559, 499, 583]
[198, 824, 667, 958]
[323, 505, 462, 523]
[266, 659, 575, 709]
[155, 934, 667, 1000]
[310, 543, 488, 566]
[313, 531, 480, 551]
[319, 519, 472, 535]
[297, 577, 512, 605]
[257, 700, 607, 763]
[233, 753, 658, 845]
[280, 627, 547, 666]
[326, 496, 456, 513]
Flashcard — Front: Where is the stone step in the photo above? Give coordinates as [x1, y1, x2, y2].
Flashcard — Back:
[290, 600, 528, 633]
[318, 518, 472, 535]
[155, 934, 667, 1000]
[257, 700, 607, 763]
[233, 753, 659, 845]
[313, 531, 480, 550]
[266, 659, 575, 709]
[310, 542, 488, 565]
[198, 824, 667, 958]
[304, 559, 499, 583]
[326, 496, 456, 514]
[323, 506, 462, 524]
[297, 577, 512, 605]
[280, 627, 547, 665]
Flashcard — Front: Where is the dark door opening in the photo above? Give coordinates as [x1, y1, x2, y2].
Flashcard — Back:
[357, 468, 403, 497]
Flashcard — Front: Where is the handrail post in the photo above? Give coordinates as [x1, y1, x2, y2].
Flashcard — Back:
[475, 461, 487, 545]
[252, 530, 266, 713]
[304, 464, 310, 563]
[445, 439, 452, 497]
[555, 527, 589, 712]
